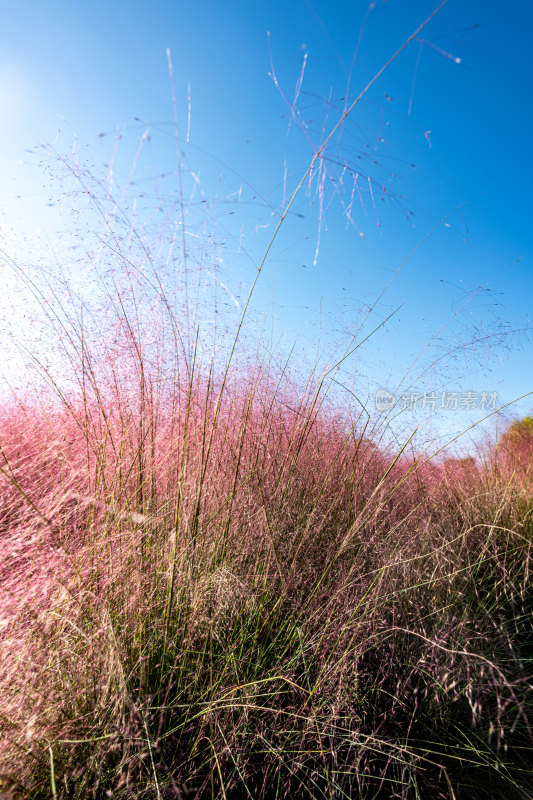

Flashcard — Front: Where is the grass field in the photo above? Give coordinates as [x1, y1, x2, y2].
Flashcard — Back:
[1, 10, 532, 796]
[0, 289, 532, 798]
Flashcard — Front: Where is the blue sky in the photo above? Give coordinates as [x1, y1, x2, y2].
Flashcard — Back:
[0, 0, 531, 451]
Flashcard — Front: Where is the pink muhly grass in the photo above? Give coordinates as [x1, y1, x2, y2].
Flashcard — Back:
[0, 5, 532, 794]
[0, 364, 532, 797]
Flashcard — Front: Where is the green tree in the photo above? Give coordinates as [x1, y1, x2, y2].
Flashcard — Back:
[497, 415, 533, 470]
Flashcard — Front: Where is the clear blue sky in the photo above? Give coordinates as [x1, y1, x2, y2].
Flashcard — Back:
[0, 0, 531, 451]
